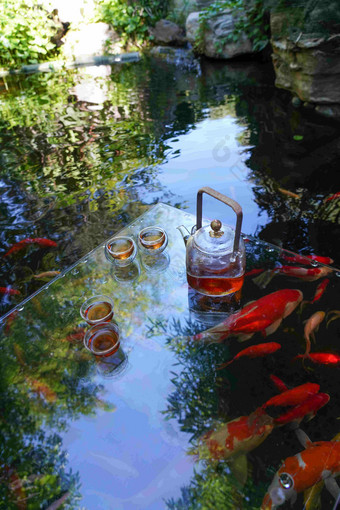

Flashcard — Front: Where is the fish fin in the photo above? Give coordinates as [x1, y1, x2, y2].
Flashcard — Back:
[237, 333, 254, 342]
[229, 454, 248, 487]
[263, 318, 282, 337]
[324, 476, 340, 499]
[294, 427, 312, 448]
[304, 481, 323, 510]
[252, 270, 276, 289]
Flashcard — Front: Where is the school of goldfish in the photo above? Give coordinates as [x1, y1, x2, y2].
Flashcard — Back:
[193, 248, 340, 509]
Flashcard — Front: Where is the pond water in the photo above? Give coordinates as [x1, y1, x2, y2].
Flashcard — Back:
[0, 52, 339, 317]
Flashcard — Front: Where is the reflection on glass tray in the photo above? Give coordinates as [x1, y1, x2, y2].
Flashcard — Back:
[1, 203, 340, 510]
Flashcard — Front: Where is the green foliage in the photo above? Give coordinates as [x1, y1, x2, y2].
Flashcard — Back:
[0, 0, 60, 68]
[195, 0, 270, 55]
[95, 0, 169, 46]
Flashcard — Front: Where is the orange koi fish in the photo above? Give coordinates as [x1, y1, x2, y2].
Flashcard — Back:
[282, 254, 334, 265]
[4, 237, 57, 257]
[274, 392, 330, 426]
[275, 265, 333, 281]
[295, 352, 340, 365]
[262, 382, 320, 410]
[65, 327, 86, 343]
[26, 376, 57, 403]
[199, 408, 274, 461]
[261, 441, 340, 509]
[303, 311, 325, 358]
[0, 286, 20, 296]
[218, 342, 281, 370]
[33, 270, 61, 279]
[193, 289, 303, 343]
[269, 374, 288, 393]
[324, 191, 340, 202]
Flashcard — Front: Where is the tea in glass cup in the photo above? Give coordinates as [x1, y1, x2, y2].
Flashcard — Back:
[105, 236, 137, 265]
[138, 226, 168, 255]
[80, 295, 114, 325]
[84, 321, 120, 357]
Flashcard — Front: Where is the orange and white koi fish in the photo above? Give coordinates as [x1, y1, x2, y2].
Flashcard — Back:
[282, 254, 334, 265]
[33, 270, 60, 279]
[324, 192, 340, 203]
[294, 352, 340, 365]
[193, 289, 303, 343]
[261, 441, 340, 509]
[4, 237, 57, 257]
[303, 311, 325, 358]
[0, 286, 20, 296]
[274, 392, 330, 426]
[262, 382, 320, 410]
[275, 266, 333, 281]
[218, 342, 281, 370]
[199, 408, 274, 461]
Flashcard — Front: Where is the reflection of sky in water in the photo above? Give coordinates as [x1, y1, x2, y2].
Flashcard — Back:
[62, 342, 194, 509]
[159, 116, 267, 235]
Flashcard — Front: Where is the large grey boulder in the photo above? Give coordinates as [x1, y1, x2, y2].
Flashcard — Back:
[270, 10, 340, 118]
[186, 10, 253, 59]
[149, 20, 186, 46]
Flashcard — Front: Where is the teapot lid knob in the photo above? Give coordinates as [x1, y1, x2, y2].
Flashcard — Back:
[209, 219, 224, 238]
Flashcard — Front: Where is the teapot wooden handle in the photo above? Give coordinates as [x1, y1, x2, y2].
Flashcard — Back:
[196, 187, 243, 254]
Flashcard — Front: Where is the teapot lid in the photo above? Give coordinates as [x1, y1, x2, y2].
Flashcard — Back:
[194, 219, 235, 255]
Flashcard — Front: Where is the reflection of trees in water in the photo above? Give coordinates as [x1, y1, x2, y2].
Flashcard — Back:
[0, 272, 117, 508]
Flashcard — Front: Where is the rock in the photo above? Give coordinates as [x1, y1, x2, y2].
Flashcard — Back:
[61, 22, 122, 60]
[270, 10, 340, 117]
[149, 20, 186, 46]
[186, 10, 254, 59]
[149, 46, 199, 70]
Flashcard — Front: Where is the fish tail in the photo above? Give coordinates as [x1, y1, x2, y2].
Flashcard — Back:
[217, 359, 234, 370]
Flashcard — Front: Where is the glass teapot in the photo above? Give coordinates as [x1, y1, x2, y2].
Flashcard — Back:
[177, 187, 246, 297]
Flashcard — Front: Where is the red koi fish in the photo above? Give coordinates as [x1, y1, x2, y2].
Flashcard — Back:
[309, 278, 330, 304]
[261, 440, 340, 509]
[199, 408, 274, 461]
[303, 311, 325, 358]
[282, 254, 334, 265]
[324, 191, 340, 202]
[262, 382, 320, 410]
[245, 268, 265, 277]
[4, 237, 57, 257]
[193, 289, 303, 343]
[218, 342, 281, 370]
[269, 374, 288, 393]
[295, 352, 340, 365]
[3, 310, 19, 335]
[2, 465, 27, 510]
[274, 392, 330, 426]
[0, 286, 20, 296]
[275, 265, 333, 281]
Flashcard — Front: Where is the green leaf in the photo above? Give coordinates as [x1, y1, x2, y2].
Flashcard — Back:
[293, 135, 304, 141]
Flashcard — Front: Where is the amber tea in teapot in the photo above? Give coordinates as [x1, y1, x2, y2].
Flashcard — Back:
[180, 188, 246, 297]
